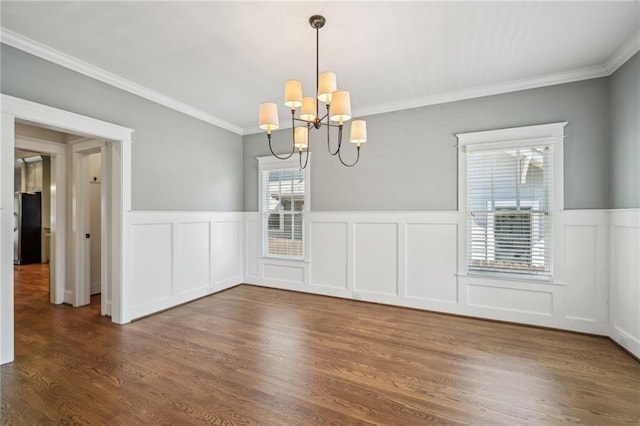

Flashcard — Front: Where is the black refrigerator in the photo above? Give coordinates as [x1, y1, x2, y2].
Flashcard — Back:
[14, 192, 42, 265]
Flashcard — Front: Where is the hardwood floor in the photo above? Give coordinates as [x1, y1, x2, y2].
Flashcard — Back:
[2, 264, 639, 425]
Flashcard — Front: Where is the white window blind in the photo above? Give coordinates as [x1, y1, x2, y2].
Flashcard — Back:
[262, 168, 305, 258]
[466, 145, 552, 276]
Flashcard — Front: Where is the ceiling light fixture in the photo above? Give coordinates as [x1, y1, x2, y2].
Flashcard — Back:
[258, 15, 367, 169]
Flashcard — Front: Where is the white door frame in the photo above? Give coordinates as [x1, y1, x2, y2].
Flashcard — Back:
[1, 94, 134, 364]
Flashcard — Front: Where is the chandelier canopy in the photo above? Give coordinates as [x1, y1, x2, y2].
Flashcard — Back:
[258, 15, 367, 169]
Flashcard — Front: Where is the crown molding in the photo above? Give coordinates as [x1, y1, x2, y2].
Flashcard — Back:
[354, 65, 610, 120]
[605, 30, 640, 74]
[0, 27, 243, 135]
[2, 26, 636, 139]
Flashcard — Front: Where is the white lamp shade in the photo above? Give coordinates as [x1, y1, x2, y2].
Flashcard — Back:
[284, 80, 303, 109]
[350, 120, 367, 145]
[300, 97, 317, 121]
[318, 72, 336, 103]
[259, 102, 279, 131]
[330, 90, 351, 123]
[294, 126, 309, 148]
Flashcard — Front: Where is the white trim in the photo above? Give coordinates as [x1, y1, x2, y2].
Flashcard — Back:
[1, 95, 133, 364]
[462, 137, 563, 153]
[457, 122, 568, 146]
[71, 139, 105, 153]
[1, 95, 133, 141]
[0, 114, 15, 365]
[457, 122, 566, 281]
[0, 28, 242, 136]
[605, 30, 640, 74]
[14, 135, 66, 154]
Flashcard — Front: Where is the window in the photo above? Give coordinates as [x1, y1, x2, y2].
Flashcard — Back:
[458, 123, 565, 278]
[258, 156, 309, 259]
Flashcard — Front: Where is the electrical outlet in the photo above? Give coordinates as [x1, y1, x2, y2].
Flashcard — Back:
[352, 292, 362, 300]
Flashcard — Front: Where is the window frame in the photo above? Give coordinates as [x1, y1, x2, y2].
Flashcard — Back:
[257, 155, 311, 260]
[457, 122, 566, 282]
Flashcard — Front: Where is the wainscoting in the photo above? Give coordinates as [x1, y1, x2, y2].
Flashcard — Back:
[119, 209, 638, 359]
[125, 211, 243, 320]
[244, 209, 640, 359]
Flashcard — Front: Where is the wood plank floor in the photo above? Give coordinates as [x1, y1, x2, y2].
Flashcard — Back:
[2, 264, 639, 425]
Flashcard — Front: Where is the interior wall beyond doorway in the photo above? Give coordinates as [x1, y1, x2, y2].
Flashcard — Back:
[88, 152, 101, 295]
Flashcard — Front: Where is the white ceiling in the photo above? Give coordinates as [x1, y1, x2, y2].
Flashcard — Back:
[1, 1, 639, 135]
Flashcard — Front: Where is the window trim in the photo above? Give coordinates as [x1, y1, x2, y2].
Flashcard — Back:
[457, 122, 566, 282]
[257, 155, 311, 260]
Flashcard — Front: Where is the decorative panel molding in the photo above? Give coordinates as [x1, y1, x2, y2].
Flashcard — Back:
[467, 283, 554, 316]
[309, 222, 348, 290]
[130, 223, 173, 310]
[244, 214, 260, 281]
[214, 220, 242, 287]
[405, 223, 458, 303]
[560, 210, 610, 333]
[127, 211, 243, 320]
[354, 223, 398, 296]
[263, 261, 306, 284]
[177, 222, 210, 296]
[564, 225, 599, 322]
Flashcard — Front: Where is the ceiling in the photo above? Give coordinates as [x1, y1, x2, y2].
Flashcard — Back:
[1, 1, 639, 135]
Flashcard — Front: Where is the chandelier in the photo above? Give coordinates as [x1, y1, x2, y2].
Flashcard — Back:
[258, 15, 367, 169]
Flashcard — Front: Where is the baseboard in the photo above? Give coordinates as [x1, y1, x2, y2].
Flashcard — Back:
[63, 290, 73, 305]
[610, 326, 640, 361]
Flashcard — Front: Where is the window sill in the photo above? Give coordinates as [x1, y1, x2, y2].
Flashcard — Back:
[457, 272, 565, 286]
[259, 256, 310, 264]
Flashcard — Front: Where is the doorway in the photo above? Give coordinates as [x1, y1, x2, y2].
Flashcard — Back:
[13, 126, 106, 312]
[1, 94, 134, 364]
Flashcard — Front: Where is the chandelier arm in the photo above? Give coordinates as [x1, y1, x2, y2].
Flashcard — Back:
[324, 103, 341, 156]
[293, 117, 314, 125]
[337, 144, 360, 167]
[299, 143, 311, 170]
[267, 132, 295, 160]
[317, 112, 330, 122]
[265, 110, 297, 160]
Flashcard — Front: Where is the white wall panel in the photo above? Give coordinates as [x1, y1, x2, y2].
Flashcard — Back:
[310, 222, 348, 289]
[564, 225, 598, 321]
[177, 222, 210, 295]
[127, 211, 243, 320]
[405, 223, 457, 303]
[244, 214, 260, 280]
[263, 262, 305, 284]
[130, 223, 173, 308]
[467, 283, 553, 316]
[214, 220, 241, 286]
[354, 223, 398, 296]
[611, 220, 640, 357]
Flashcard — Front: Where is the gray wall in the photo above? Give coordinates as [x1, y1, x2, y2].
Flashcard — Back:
[610, 52, 640, 209]
[244, 78, 610, 211]
[1, 44, 243, 211]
